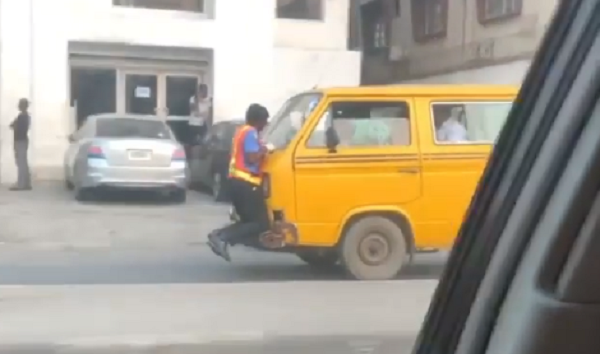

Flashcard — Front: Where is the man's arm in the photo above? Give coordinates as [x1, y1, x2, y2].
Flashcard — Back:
[243, 129, 267, 164]
[189, 96, 196, 115]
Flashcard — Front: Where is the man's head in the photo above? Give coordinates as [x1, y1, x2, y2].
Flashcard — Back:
[18, 98, 29, 112]
[197, 84, 208, 99]
[245, 103, 269, 131]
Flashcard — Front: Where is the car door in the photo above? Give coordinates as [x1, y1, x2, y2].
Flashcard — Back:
[189, 133, 210, 186]
[412, 2, 600, 354]
[210, 122, 239, 178]
[293, 97, 421, 228]
[191, 123, 222, 186]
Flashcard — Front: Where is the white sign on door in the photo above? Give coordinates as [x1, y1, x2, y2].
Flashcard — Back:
[135, 86, 151, 98]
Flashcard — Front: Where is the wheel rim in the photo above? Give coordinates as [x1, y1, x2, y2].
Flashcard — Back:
[213, 173, 221, 198]
[358, 233, 391, 266]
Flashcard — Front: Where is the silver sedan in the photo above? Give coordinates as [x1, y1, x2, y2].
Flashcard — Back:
[64, 114, 189, 202]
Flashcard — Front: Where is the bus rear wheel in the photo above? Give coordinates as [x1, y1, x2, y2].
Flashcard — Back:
[340, 216, 407, 281]
[296, 249, 339, 269]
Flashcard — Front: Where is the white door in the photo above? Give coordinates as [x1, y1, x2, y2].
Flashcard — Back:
[118, 71, 160, 116]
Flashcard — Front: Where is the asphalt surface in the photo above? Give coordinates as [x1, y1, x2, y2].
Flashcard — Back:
[0, 335, 415, 354]
[0, 182, 447, 285]
[0, 182, 445, 353]
[0, 246, 445, 284]
[0, 334, 417, 354]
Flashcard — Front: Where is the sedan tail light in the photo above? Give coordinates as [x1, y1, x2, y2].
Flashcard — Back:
[172, 148, 186, 162]
[87, 145, 105, 159]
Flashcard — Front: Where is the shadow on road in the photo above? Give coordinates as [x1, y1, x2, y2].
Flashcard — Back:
[226, 261, 445, 283]
[0, 246, 446, 285]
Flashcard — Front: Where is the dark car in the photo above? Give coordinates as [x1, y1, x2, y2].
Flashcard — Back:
[189, 120, 243, 201]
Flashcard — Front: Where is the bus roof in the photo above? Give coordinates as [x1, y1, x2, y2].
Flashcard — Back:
[310, 84, 519, 97]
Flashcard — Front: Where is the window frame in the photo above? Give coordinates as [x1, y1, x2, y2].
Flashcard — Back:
[112, 0, 207, 15]
[430, 100, 514, 146]
[305, 99, 413, 149]
[476, 0, 523, 25]
[411, 0, 448, 43]
[275, 0, 324, 21]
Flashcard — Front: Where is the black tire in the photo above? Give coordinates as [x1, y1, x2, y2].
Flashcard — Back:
[212, 172, 227, 202]
[172, 189, 187, 203]
[340, 216, 407, 281]
[296, 249, 339, 269]
[74, 187, 93, 202]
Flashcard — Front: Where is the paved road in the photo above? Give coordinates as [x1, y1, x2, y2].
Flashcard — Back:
[0, 182, 447, 284]
[0, 183, 444, 353]
[0, 334, 417, 354]
[0, 246, 445, 284]
[0, 182, 227, 250]
[0, 282, 435, 354]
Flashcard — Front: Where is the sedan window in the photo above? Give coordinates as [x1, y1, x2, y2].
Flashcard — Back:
[96, 118, 172, 139]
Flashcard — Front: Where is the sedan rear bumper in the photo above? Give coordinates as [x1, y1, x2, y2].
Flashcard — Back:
[82, 162, 188, 190]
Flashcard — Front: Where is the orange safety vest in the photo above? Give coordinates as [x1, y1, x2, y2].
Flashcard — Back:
[228, 125, 262, 185]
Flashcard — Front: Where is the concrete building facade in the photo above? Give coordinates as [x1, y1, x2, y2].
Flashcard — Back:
[0, 0, 360, 182]
[356, 0, 558, 85]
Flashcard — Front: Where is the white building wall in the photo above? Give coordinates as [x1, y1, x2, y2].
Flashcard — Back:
[0, 0, 361, 183]
[275, 0, 350, 50]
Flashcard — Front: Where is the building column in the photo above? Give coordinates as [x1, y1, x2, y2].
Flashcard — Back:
[0, 0, 71, 183]
[0, 0, 33, 184]
[211, 0, 276, 121]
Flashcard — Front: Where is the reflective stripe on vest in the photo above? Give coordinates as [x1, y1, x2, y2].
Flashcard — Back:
[228, 125, 262, 185]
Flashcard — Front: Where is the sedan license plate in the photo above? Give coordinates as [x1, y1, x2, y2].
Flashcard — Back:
[128, 149, 151, 160]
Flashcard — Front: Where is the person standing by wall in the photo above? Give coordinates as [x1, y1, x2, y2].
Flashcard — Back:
[9, 98, 32, 191]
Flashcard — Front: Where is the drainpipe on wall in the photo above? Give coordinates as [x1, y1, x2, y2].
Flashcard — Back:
[353, 0, 365, 85]
[0, 0, 3, 181]
[28, 0, 35, 180]
[29, 0, 35, 112]
[461, 0, 468, 56]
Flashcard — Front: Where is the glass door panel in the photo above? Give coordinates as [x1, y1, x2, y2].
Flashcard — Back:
[166, 75, 199, 116]
[165, 75, 200, 144]
[124, 73, 158, 115]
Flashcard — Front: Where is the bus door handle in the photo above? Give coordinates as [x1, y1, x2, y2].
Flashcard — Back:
[397, 167, 420, 174]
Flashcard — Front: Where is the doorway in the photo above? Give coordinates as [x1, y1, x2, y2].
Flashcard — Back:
[70, 68, 117, 128]
[117, 72, 204, 118]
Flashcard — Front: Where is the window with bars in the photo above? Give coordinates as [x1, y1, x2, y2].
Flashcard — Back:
[373, 22, 388, 48]
[113, 0, 205, 13]
[411, 0, 448, 42]
[477, 0, 523, 23]
[276, 0, 323, 20]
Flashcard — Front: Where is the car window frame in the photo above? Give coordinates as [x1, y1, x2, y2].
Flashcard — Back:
[430, 100, 514, 146]
[304, 98, 413, 149]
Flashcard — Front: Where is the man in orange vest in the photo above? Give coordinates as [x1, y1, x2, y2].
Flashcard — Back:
[208, 103, 270, 261]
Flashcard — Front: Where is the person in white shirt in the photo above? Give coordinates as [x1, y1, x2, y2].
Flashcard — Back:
[189, 83, 212, 143]
[437, 107, 468, 143]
